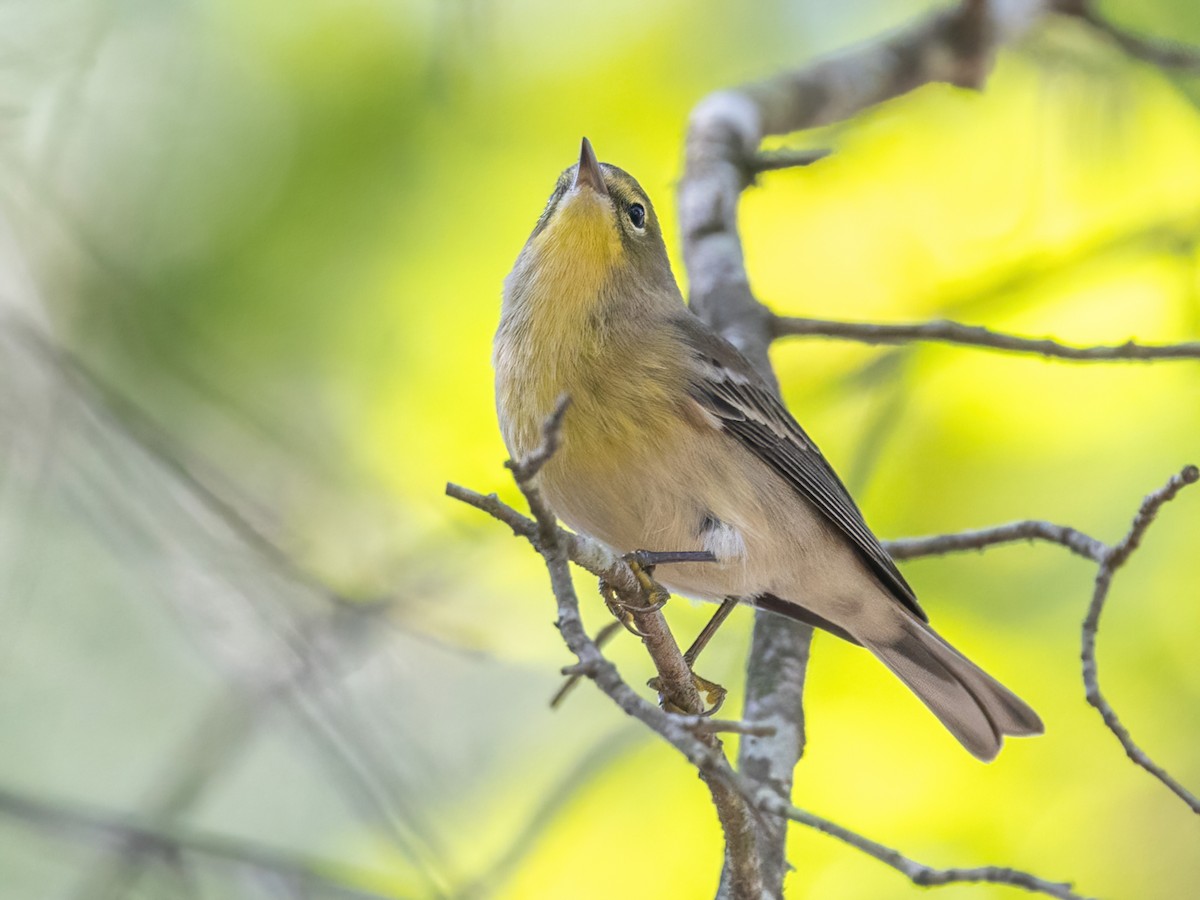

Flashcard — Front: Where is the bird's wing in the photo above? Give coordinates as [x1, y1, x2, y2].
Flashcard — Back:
[672, 311, 926, 621]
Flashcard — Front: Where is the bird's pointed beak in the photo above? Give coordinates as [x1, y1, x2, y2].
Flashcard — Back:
[573, 137, 608, 196]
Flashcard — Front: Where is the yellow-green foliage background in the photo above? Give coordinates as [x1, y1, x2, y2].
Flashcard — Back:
[0, 1, 1197, 898]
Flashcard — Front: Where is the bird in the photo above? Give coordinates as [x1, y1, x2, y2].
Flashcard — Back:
[493, 137, 1043, 761]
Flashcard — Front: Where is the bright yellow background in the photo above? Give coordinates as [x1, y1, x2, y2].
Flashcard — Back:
[0, 1, 1197, 898]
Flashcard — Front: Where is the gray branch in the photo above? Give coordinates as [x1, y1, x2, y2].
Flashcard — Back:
[449, 455, 1104, 899]
[773, 800, 1090, 900]
[678, 2, 1058, 893]
[1081, 466, 1200, 813]
[883, 520, 1108, 563]
[491, 406, 769, 900]
[772, 316, 1200, 361]
[676, 0, 1200, 889]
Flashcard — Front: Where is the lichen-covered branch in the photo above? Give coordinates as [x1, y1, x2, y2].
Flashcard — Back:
[677, 1, 1200, 890]
[678, 3, 1060, 892]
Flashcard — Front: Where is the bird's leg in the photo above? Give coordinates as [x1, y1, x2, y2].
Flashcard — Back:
[674, 597, 739, 716]
[623, 553, 731, 716]
[596, 550, 729, 716]
[626, 549, 719, 568]
[683, 597, 739, 668]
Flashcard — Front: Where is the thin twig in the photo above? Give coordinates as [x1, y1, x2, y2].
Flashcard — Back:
[772, 801, 1091, 900]
[506, 394, 570, 482]
[445, 483, 641, 596]
[750, 148, 831, 174]
[686, 718, 779, 738]
[455, 454, 1105, 898]
[496, 405, 768, 900]
[1081, 465, 1200, 814]
[446, 478, 719, 718]
[772, 315, 1200, 361]
[884, 520, 1107, 563]
[551, 621, 623, 708]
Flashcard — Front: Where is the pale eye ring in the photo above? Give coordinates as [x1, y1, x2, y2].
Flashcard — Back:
[627, 203, 646, 230]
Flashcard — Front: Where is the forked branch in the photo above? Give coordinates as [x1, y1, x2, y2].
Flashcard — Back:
[448, 411, 1200, 898]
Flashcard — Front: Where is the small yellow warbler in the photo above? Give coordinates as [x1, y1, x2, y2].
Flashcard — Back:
[494, 138, 1042, 760]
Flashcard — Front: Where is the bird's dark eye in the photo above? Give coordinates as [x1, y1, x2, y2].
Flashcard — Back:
[627, 203, 646, 230]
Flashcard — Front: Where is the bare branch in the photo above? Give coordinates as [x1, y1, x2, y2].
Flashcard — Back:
[464, 407, 768, 899]
[452, 452, 1112, 898]
[772, 315, 1200, 361]
[884, 520, 1107, 563]
[684, 718, 779, 738]
[1105, 465, 1200, 567]
[750, 148, 830, 174]
[772, 800, 1092, 900]
[1082, 465, 1200, 814]
[506, 394, 570, 483]
[882, 466, 1200, 813]
[679, 5, 1059, 892]
[445, 483, 641, 596]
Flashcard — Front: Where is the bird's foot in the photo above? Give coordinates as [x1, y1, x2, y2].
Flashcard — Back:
[648, 671, 727, 717]
[602, 550, 727, 715]
[598, 553, 673, 636]
[599, 579, 655, 638]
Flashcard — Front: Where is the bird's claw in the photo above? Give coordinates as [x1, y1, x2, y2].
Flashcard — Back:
[599, 579, 650, 637]
[623, 555, 671, 611]
[601, 551, 727, 716]
[648, 671, 728, 717]
[598, 554, 670, 633]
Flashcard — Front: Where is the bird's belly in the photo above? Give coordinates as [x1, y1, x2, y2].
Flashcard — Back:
[540, 428, 873, 613]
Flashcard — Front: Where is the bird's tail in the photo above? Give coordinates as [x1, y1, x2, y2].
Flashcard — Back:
[863, 616, 1043, 761]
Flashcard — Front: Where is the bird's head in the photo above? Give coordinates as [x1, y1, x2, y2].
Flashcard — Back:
[509, 138, 674, 305]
